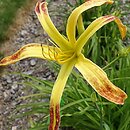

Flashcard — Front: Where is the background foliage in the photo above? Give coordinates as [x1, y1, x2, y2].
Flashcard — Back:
[0, 0, 29, 42]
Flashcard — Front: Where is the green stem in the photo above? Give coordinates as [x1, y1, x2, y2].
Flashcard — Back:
[99, 106, 103, 130]
[103, 56, 121, 70]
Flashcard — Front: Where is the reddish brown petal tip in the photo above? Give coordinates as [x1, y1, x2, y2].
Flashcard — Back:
[35, 0, 47, 14]
[41, 2, 48, 14]
[98, 81, 127, 105]
[49, 104, 60, 130]
[35, 2, 40, 13]
[0, 52, 20, 65]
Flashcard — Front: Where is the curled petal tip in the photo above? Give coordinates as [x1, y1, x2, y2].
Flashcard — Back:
[35, 1, 40, 13]
[114, 18, 127, 40]
[121, 25, 127, 40]
[35, 0, 48, 14]
[101, 15, 127, 40]
[40, 2, 48, 14]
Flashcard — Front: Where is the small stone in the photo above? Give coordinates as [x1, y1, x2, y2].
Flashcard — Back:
[12, 84, 18, 91]
[16, 37, 24, 42]
[48, 75, 52, 80]
[24, 60, 29, 66]
[20, 91, 25, 96]
[6, 76, 12, 83]
[3, 90, 11, 101]
[10, 89, 15, 94]
[23, 70, 34, 75]
[30, 59, 36, 66]
[12, 126, 17, 130]
[46, 71, 51, 77]
[11, 101, 17, 106]
[20, 30, 28, 36]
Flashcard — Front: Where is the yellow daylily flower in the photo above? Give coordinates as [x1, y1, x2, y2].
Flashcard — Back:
[0, 0, 127, 130]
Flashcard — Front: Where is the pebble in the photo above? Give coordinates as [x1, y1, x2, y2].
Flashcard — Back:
[30, 59, 36, 66]
[20, 30, 28, 37]
[3, 90, 11, 101]
[24, 60, 29, 66]
[6, 76, 12, 84]
[11, 84, 19, 91]
[12, 126, 17, 130]
[23, 70, 34, 75]
[16, 37, 24, 43]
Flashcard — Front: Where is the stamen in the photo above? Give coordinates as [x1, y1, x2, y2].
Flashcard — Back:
[48, 44, 55, 60]
[40, 43, 60, 62]
[56, 50, 76, 64]
[40, 44, 75, 64]
[53, 47, 59, 62]
[48, 39, 59, 48]
[41, 43, 48, 59]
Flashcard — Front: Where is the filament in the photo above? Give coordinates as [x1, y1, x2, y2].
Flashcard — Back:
[40, 43, 75, 64]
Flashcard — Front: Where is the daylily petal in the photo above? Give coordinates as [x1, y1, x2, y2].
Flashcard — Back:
[115, 17, 127, 39]
[0, 43, 59, 66]
[75, 55, 127, 104]
[77, 15, 85, 36]
[66, 0, 113, 44]
[76, 15, 127, 54]
[49, 61, 75, 130]
[35, 1, 70, 50]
